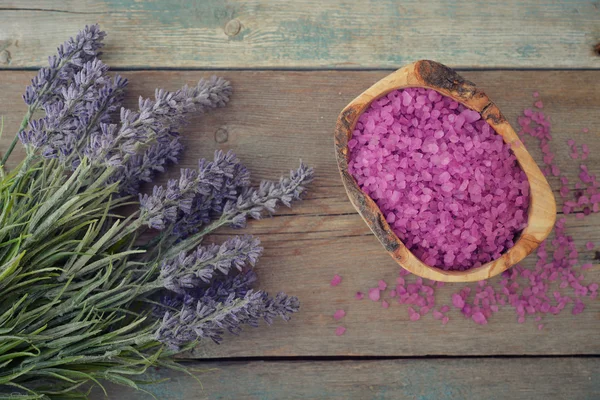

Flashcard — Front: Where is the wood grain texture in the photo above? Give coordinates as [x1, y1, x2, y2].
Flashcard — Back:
[0, 0, 599, 69]
[0, 70, 598, 357]
[91, 358, 600, 399]
[334, 60, 556, 282]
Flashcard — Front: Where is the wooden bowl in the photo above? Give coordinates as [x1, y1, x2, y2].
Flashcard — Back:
[334, 60, 556, 282]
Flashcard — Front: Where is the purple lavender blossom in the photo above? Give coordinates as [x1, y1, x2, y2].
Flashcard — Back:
[108, 138, 184, 195]
[20, 58, 128, 168]
[155, 289, 299, 349]
[23, 24, 106, 108]
[160, 235, 262, 294]
[223, 162, 314, 228]
[139, 150, 248, 231]
[85, 76, 232, 187]
[172, 156, 251, 239]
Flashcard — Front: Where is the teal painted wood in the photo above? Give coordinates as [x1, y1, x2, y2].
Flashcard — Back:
[90, 358, 600, 399]
[0, 0, 598, 69]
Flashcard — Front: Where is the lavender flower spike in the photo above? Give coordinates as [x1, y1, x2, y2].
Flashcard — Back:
[224, 162, 314, 228]
[85, 77, 232, 181]
[20, 59, 127, 167]
[23, 24, 106, 107]
[139, 150, 248, 231]
[155, 289, 299, 349]
[160, 235, 262, 294]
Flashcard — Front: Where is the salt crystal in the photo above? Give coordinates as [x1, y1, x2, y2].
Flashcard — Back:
[452, 294, 465, 309]
[335, 326, 346, 336]
[330, 274, 342, 286]
[472, 311, 488, 325]
[369, 288, 381, 301]
[378, 280, 388, 290]
[382, 300, 390, 309]
[355, 292, 364, 300]
[333, 309, 346, 320]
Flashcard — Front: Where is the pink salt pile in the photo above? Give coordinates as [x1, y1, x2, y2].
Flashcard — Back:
[348, 88, 529, 271]
[353, 92, 598, 330]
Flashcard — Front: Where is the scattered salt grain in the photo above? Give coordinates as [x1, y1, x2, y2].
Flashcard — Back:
[335, 326, 346, 336]
[333, 309, 346, 320]
[368, 288, 381, 301]
[355, 292, 365, 300]
[586, 242, 595, 251]
[378, 280, 388, 290]
[330, 274, 342, 287]
[472, 311, 488, 325]
[382, 300, 390, 309]
[452, 293, 465, 309]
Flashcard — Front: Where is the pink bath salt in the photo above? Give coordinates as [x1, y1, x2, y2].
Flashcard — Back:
[537, 324, 544, 331]
[410, 312, 421, 321]
[472, 311, 488, 325]
[348, 87, 529, 271]
[382, 300, 390, 309]
[368, 288, 381, 301]
[389, 289, 397, 298]
[534, 100, 543, 109]
[586, 242, 595, 251]
[333, 309, 346, 320]
[355, 292, 365, 300]
[572, 302, 585, 315]
[442, 316, 449, 325]
[532, 91, 539, 98]
[581, 144, 590, 160]
[582, 127, 589, 133]
[451, 294, 465, 309]
[335, 326, 346, 336]
[433, 310, 444, 320]
[581, 263, 593, 270]
[378, 280, 388, 290]
[330, 274, 342, 287]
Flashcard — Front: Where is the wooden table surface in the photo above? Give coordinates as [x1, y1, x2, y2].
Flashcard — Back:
[1, 1, 599, 399]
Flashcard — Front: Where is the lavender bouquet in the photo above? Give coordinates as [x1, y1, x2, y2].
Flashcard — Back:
[0, 25, 312, 399]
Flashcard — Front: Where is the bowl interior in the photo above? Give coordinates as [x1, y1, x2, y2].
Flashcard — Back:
[334, 60, 556, 282]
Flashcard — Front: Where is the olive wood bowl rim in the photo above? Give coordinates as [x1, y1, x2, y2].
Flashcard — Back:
[334, 60, 556, 282]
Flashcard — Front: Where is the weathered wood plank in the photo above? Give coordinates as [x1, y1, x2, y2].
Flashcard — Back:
[0, 0, 599, 69]
[91, 358, 600, 399]
[0, 71, 598, 357]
